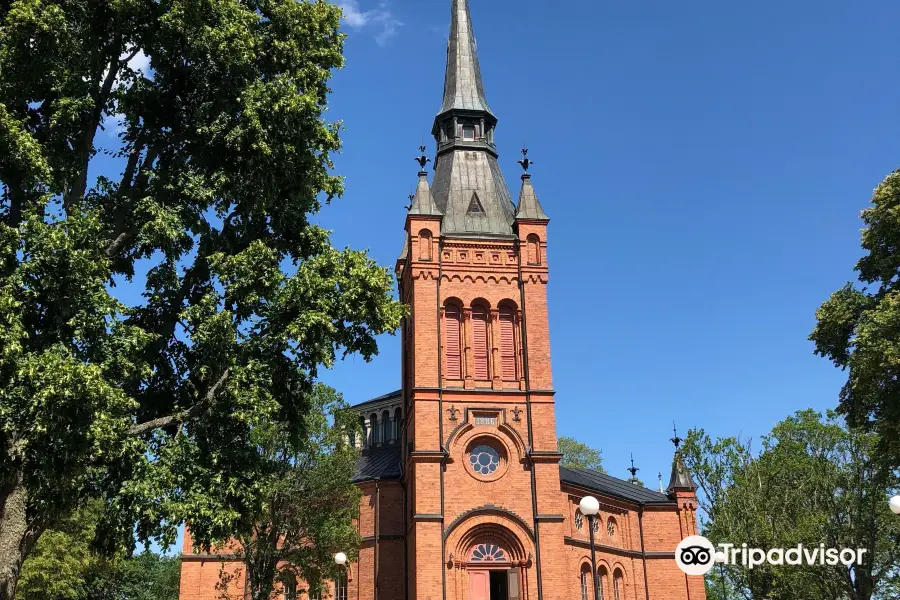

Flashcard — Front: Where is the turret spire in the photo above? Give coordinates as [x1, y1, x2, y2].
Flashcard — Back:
[439, 0, 493, 116]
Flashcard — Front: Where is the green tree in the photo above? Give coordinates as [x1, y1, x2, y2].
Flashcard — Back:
[558, 436, 605, 472]
[681, 410, 900, 600]
[0, 0, 403, 596]
[17, 500, 180, 600]
[213, 385, 361, 600]
[810, 169, 900, 469]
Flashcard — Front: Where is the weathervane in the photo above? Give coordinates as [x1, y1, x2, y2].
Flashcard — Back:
[670, 422, 683, 449]
[415, 145, 431, 171]
[517, 147, 534, 173]
[627, 453, 640, 480]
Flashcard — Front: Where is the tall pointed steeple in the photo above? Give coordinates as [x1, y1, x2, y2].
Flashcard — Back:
[439, 0, 493, 116]
[430, 0, 516, 239]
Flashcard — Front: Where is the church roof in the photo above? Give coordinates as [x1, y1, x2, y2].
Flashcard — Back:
[431, 151, 516, 238]
[438, 0, 493, 117]
[559, 466, 674, 505]
[353, 445, 402, 483]
[351, 389, 401, 411]
[515, 174, 549, 221]
[666, 451, 698, 494]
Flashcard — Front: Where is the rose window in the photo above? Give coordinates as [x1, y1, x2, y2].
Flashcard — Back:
[470, 543, 506, 562]
[469, 444, 500, 475]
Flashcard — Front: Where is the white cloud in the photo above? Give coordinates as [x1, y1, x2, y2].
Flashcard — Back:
[127, 49, 150, 74]
[338, 1, 402, 46]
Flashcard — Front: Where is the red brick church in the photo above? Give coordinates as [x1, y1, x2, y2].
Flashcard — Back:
[179, 1, 706, 599]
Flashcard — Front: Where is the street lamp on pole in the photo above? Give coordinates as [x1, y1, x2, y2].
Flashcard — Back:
[579, 495, 601, 600]
[890, 495, 900, 515]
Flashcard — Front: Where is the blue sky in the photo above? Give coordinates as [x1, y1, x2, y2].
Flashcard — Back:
[316, 0, 900, 487]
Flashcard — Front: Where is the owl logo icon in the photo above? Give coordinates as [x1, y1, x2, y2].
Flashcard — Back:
[675, 536, 716, 575]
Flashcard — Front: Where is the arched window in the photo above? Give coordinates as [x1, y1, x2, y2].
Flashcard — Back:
[335, 572, 347, 600]
[282, 577, 297, 600]
[597, 567, 609, 600]
[370, 413, 379, 445]
[613, 570, 624, 600]
[526, 234, 540, 265]
[359, 416, 367, 448]
[607, 517, 617, 539]
[381, 410, 390, 445]
[499, 304, 517, 381]
[472, 304, 490, 380]
[418, 230, 432, 261]
[393, 407, 402, 442]
[574, 509, 584, 531]
[580, 565, 592, 600]
[470, 543, 506, 561]
[444, 303, 463, 379]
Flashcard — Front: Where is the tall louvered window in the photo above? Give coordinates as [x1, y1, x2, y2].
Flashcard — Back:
[444, 304, 463, 379]
[472, 305, 490, 380]
[499, 305, 517, 381]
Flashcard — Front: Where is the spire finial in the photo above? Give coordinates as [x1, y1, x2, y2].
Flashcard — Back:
[658, 472, 664, 493]
[627, 453, 639, 478]
[670, 422, 683, 449]
[517, 147, 534, 173]
[405, 191, 415, 212]
[415, 145, 431, 172]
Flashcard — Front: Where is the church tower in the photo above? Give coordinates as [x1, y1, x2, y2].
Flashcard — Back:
[395, 1, 562, 599]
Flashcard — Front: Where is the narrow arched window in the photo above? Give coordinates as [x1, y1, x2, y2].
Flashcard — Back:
[597, 568, 608, 600]
[499, 304, 517, 381]
[472, 304, 490, 380]
[335, 572, 347, 600]
[444, 304, 463, 379]
[526, 234, 540, 265]
[381, 410, 390, 445]
[282, 578, 297, 600]
[580, 566, 592, 600]
[613, 571, 623, 600]
[371, 413, 379, 445]
[393, 407, 402, 442]
[418, 230, 432, 260]
[359, 416, 367, 448]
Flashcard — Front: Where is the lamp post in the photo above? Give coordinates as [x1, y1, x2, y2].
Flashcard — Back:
[890, 495, 900, 516]
[579, 495, 601, 600]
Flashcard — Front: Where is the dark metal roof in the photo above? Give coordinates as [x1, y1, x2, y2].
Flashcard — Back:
[351, 389, 401, 411]
[431, 150, 516, 237]
[515, 174, 549, 221]
[666, 452, 698, 494]
[559, 466, 674, 505]
[409, 172, 442, 216]
[439, 0, 493, 117]
[353, 444, 402, 483]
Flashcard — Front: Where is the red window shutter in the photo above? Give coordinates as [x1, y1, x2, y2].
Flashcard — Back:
[472, 306, 489, 379]
[499, 308, 516, 380]
[445, 306, 462, 379]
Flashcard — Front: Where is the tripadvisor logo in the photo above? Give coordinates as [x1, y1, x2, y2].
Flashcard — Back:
[675, 536, 868, 576]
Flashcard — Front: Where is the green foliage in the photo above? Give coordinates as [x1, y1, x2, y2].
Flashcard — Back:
[681, 410, 900, 600]
[17, 500, 180, 600]
[0, 0, 403, 595]
[213, 384, 362, 600]
[558, 436, 605, 472]
[810, 168, 900, 468]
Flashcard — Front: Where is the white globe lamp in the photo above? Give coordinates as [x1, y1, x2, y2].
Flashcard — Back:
[334, 552, 348, 566]
[579, 495, 600, 517]
[890, 495, 900, 516]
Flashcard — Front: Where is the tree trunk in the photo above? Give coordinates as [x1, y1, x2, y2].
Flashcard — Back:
[0, 471, 35, 600]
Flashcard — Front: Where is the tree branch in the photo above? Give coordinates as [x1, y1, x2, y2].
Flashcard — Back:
[127, 368, 230, 436]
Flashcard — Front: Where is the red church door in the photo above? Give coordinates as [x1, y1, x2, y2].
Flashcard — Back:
[469, 571, 490, 600]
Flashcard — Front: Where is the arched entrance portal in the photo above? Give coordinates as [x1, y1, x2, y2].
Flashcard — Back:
[463, 542, 523, 600]
[447, 517, 533, 600]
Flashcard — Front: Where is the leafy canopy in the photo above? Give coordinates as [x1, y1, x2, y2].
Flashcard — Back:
[0, 0, 403, 594]
[558, 436, 605, 472]
[810, 168, 900, 468]
[681, 409, 900, 600]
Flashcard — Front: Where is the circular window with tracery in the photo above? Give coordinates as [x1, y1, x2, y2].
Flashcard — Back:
[469, 444, 500, 475]
[470, 543, 507, 562]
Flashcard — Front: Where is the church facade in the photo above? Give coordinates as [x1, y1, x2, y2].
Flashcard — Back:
[178, 2, 706, 600]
